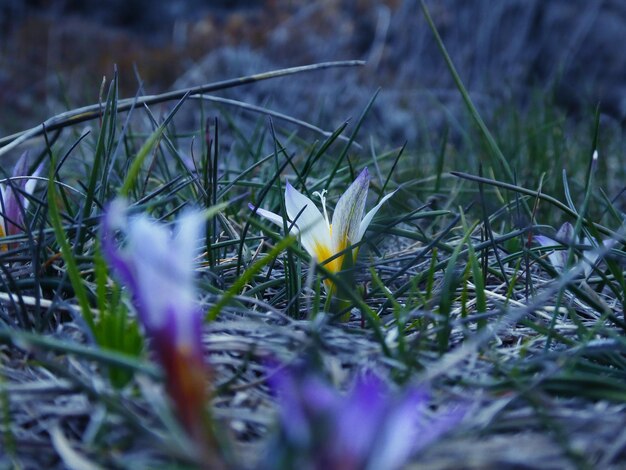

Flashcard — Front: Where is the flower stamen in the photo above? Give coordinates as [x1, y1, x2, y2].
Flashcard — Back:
[313, 189, 331, 232]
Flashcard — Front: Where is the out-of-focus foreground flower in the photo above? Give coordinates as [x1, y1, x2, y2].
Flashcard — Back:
[535, 222, 616, 278]
[101, 199, 214, 458]
[262, 363, 464, 470]
[0, 152, 43, 241]
[250, 168, 395, 291]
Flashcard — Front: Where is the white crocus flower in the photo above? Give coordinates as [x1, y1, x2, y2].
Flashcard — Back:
[581, 236, 617, 279]
[535, 222, 616, 278]
[535, 222, 575, 273]
[251, 168, 395, 288]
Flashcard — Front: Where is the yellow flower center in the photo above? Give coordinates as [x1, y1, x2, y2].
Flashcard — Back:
[313, 240, 342, 274]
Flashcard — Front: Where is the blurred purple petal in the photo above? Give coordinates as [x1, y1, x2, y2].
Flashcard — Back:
[102, 199, 203, 347]
[100, 200, 142, 316]
[332, 373, 388, 465]
[273, 367, 314, 446]
[100, 199, 210, 442]
[367, 388, 430, 470]
[267, 365, 462, 470]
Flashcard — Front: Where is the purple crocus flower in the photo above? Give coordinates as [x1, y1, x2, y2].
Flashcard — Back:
[0, 152, 43, 240]
[101, 199, 212, 449]
[263, 363, 464, 470]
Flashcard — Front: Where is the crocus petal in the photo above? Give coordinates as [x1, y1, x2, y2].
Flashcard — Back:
[102, 200, 204, 345]
[301, 374, 342, 415]
[249, 203, 292, 232]
[266, 363, 463, 470]
[2, 152, 40, 237]
[285, 182, 332, 260]
[101, 199, 212, 450]
[11, 152, 30, 178]
[582, 237, 616, 279]
[369, 388, 465, 470]
[2, 152, 28, 235]
[2, 189, 21, 237]
[331, 168, 369, 254]
[358, 190, 397, 242]
[366, 388, 429, 470]
[535, 235, 568, 272]
[125, 216, 175, 331]
[556, 222, 574, 242]
[267, 363, 315, 447]
[0, 184, 5, 237]
[534, 235, 555, 246]
[170, 210, 206, 347]
[284, 182, 326, 231]
[0, 185, 6, 238]
[101, 199, 141, 304]
[333, 373, 388, 465]
[535, 223, 578, 273]
[23, 161, 44, 204]
[126, 213, 201, 340]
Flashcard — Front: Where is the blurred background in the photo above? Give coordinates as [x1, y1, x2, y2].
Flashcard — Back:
[1, 0, 625, 144]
